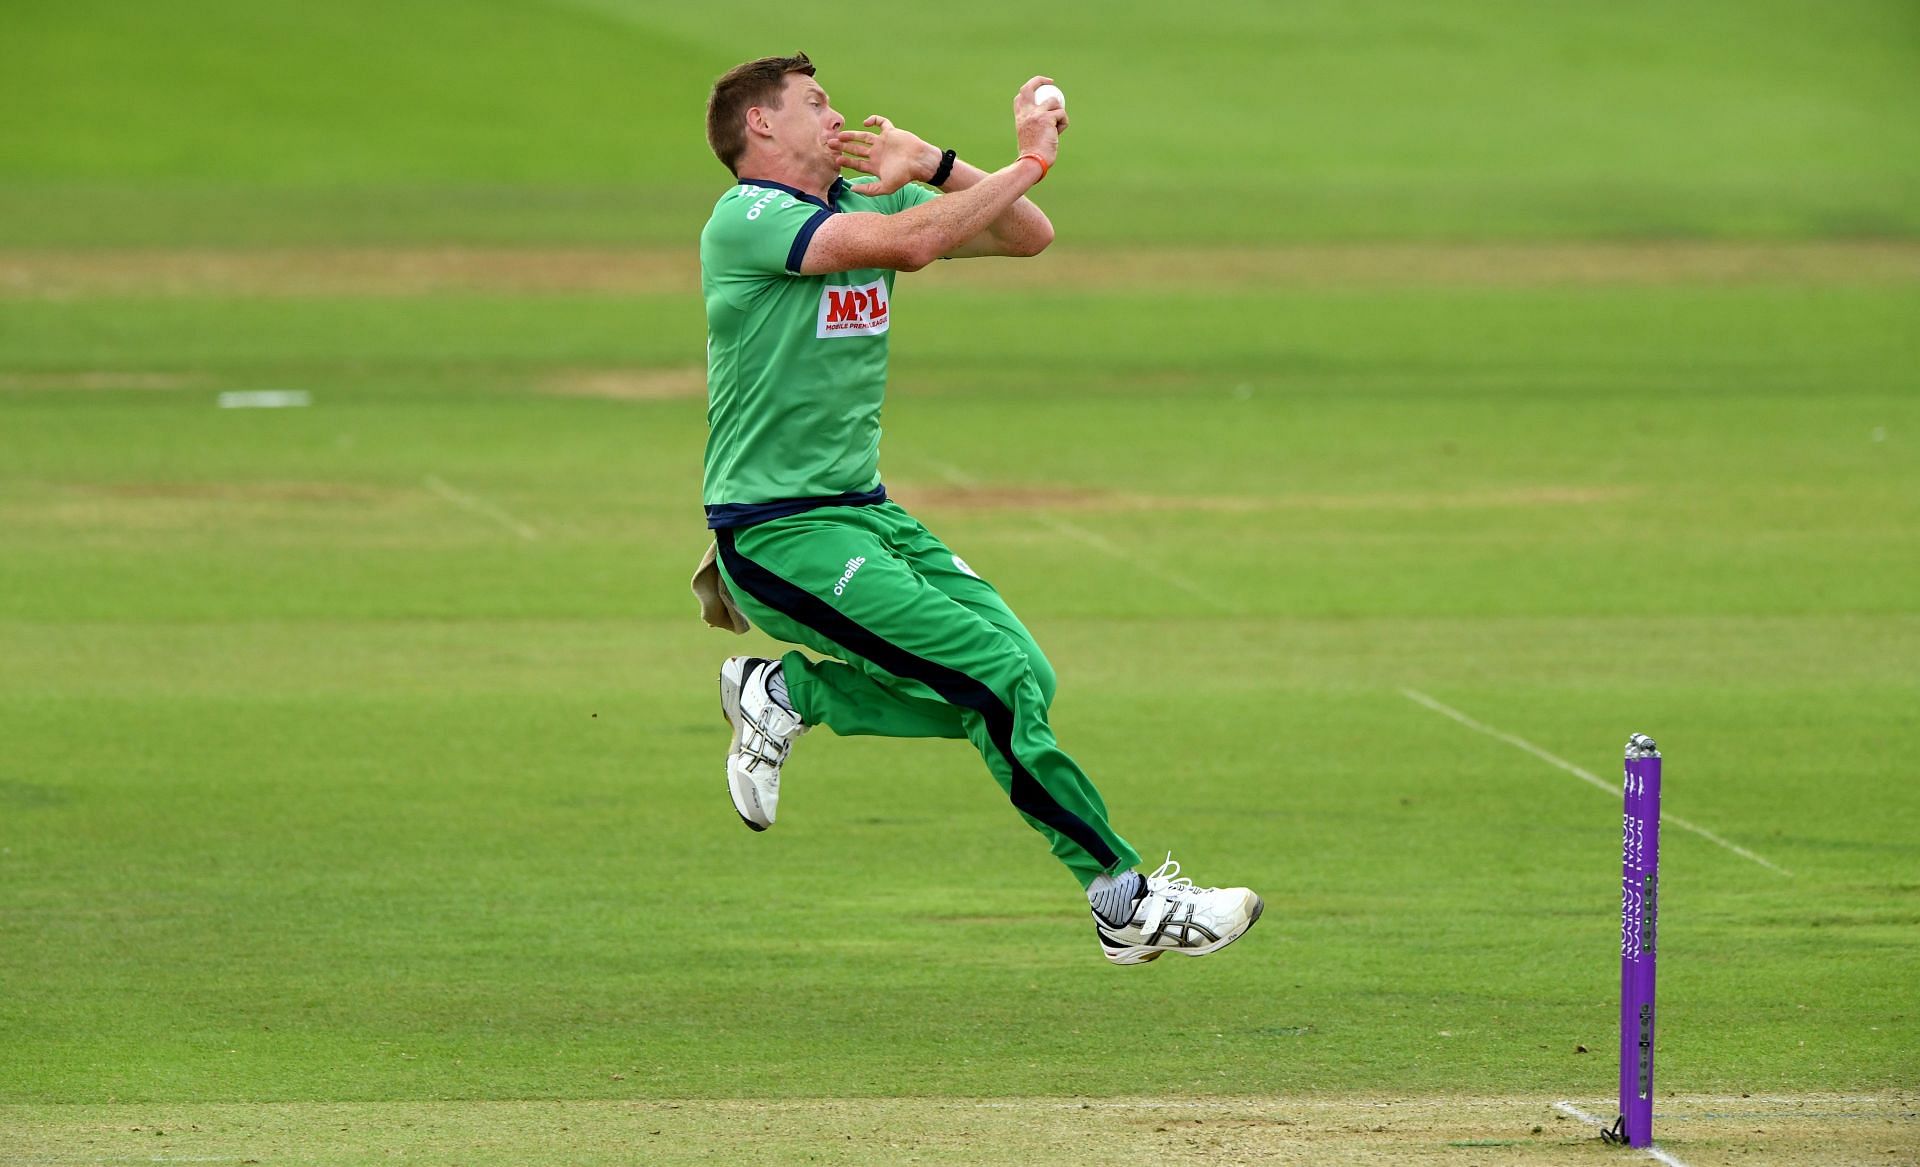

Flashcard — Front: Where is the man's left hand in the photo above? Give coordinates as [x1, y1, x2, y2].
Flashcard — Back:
[835, 116, 939, 197]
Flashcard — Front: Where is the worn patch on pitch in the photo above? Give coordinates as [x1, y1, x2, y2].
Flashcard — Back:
[0, 370, 200, 391]
[0, 248, 696, 298]
[5, 243, 1918, 299]
[0, 1093, 1906, 1165]
[2, 480, 401, 538]
[82, 481, 375, 500]
[893, 482, 1639, 514]
[539, 367, 706, 400]
[914, 241, 1920, 290]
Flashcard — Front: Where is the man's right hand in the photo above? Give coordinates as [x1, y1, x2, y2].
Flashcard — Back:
[1013, 75, 1069, 168]
[836, 116, 938, 198]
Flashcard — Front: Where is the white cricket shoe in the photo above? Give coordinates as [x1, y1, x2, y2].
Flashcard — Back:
[719, 656, 807, 831]
[1094, 855, 1263, 965]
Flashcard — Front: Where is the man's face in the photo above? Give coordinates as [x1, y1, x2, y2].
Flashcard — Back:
[758, 73, 844, 184]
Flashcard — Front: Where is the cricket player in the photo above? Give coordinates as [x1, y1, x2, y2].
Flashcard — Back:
[696, 53, 1261, 964]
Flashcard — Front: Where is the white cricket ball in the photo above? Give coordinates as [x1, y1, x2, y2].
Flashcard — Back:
[1033, 83, 1065, 111]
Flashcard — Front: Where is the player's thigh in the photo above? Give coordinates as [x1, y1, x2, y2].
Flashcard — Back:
[888, 513, 1058, 704]
[720, 513, 1033, 705]
[715, 511, 884, 662]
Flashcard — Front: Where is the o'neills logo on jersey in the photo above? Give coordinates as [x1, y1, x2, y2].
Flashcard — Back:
[817, 279, 889, 338]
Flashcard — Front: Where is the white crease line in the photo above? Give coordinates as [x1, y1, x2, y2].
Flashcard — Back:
[217, 389, 310, 409]
[423, 475, 540, 541]
[1034, 512, 1233, 613]
[922, 459, 1235, 614]
[1403, 689, 1791, 877]
[1554, 1101, 1691, 1167]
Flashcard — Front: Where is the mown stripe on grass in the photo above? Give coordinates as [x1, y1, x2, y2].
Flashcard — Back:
[1402, 688, 1792, 876]
[5, 242, 1919, 299]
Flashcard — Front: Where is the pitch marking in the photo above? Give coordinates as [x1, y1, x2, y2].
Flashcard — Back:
[423, 475, 540, 541]
[922, 459, 1235, 613]
[1402, 689, 1790, 876]
[1554, 1101, 1692, 1167]
[217, 389, 310, 409]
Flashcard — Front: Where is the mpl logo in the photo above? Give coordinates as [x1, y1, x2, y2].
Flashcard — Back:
[817, 279, 889, 338]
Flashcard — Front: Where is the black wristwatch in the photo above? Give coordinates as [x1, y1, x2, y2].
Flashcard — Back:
[929, 148, 957, 188]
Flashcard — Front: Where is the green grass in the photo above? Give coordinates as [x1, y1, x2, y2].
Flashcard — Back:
[2, 2, 1918, 1158]
[2, 273, 1916, 1105]
[5, 0, 1919, 243]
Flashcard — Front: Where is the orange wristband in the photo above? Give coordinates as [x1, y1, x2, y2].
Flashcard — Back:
[1018, 152, 1050, 182]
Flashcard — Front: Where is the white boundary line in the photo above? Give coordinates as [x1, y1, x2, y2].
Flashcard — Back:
[1402, 688, 1791, 876]
[921, 459, 1236, 614]
[423, 475, 540, 541]
[1554, 1100, 1692, 1167]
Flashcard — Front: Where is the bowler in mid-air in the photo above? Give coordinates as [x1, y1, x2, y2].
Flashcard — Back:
[692, 52, 1262, 964]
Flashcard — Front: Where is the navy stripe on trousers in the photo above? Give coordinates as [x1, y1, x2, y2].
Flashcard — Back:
[717, 529, 1120, 871]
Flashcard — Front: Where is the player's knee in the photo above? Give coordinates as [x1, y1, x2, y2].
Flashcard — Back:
[1025, 648, 1058, 707]
[995, 643, 1057, 709]
[972, 634, 1058, 710]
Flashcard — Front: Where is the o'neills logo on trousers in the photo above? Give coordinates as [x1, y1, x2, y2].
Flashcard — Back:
[817, 279, 889, 337]
[833, 556, 867, 596]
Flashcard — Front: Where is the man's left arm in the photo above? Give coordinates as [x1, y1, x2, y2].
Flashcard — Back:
[920, 155, 1053, 257]
[837, 106, 1057, 259]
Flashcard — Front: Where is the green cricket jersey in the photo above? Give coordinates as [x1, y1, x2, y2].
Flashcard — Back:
[700, 175, 939, 528]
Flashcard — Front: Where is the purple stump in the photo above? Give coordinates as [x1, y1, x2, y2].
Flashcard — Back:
[1619, 733, 1662, 1148]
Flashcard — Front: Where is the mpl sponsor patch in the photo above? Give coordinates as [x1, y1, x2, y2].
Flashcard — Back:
[817, 279, 889, 338]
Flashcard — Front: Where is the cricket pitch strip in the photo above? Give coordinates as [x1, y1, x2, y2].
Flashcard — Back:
[2, 1093, 1910, 1165]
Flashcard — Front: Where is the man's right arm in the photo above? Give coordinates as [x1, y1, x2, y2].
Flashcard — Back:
[797, 157, 1045, 274]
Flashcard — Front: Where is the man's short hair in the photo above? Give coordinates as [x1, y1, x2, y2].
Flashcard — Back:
[706, 52, 816, 177]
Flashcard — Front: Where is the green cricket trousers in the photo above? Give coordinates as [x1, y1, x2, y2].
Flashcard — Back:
[714, 500, 1140, 888]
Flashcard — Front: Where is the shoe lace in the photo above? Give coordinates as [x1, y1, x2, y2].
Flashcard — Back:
[1144, 853, 1218, 899]
[1121, 856, 1221, 940]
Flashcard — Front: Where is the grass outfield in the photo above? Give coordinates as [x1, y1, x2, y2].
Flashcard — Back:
[4, 2, 1919, 1164]
[2, 254, 1915, 1125]
[5, 0, 1918, 244]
